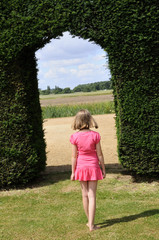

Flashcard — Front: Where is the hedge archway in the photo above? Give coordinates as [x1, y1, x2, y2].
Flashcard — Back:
[0, 0, 158, 187]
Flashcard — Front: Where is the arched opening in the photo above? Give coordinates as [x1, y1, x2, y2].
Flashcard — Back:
[36, 31, 111, 90]
[35, 32, 117, 173]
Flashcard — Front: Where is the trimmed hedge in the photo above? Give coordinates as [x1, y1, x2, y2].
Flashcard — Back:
[0, 0, 158, 187]
[68, 0, 159, 175]
[0, 48, 46, 187]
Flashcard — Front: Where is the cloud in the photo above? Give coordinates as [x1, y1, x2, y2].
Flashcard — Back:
[36, 31, 111, 90]
[36, 32, 99, 61]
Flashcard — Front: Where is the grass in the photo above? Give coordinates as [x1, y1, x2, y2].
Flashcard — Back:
[0, 172, 159, 240]
[40, 90, 113, 100]
[42, 101, 115, 119]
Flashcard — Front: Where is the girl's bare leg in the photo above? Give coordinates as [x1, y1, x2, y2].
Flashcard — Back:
[87, 180, 98, 231]
[80, 181, 89, 221]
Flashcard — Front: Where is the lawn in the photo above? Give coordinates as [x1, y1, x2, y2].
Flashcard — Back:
[0, 172, 159, 240]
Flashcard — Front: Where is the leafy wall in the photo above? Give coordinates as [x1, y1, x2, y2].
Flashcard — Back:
[0, 0, 158, 187]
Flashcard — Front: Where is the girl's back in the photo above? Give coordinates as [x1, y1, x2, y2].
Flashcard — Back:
[70, 130, 100, 153]
[70, 130, 101, 168]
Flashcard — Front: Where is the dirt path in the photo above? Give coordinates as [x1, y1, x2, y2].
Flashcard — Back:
[43, 114, 120, 173]
[40, 94, 114, 106]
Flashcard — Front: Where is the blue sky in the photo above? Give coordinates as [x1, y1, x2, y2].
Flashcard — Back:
[36, 31, 111, 90]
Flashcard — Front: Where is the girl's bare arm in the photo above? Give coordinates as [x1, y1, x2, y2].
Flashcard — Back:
[96, 141, 106, 178]
[71, 144, 77, 180]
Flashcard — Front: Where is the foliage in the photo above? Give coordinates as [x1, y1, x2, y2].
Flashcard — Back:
[0, 48, 46, 188]
[0, 0, 158, 187]
[39, 81, 112, 95]
[42, 101, 114, 119]
[67, 0, 159, 175]
[73, 81, 112, 92]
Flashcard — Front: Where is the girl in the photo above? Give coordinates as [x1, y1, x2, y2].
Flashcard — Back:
[70, 109, 106, 231]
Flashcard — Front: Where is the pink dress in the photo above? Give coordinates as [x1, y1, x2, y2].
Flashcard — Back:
[70, 130, 103, 181]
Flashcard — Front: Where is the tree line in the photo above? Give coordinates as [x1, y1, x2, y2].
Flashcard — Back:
[39, 80, 112, 95]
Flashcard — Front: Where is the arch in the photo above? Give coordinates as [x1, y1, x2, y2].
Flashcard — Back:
[36, 31, 110, 90]
[0, 0, 158, 187]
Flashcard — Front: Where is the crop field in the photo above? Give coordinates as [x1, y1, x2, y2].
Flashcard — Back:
[40, 90, 113, 99]
[40, 90, 114, 106]
[42, 102, 114, 119]
[40, 90, 114, 119]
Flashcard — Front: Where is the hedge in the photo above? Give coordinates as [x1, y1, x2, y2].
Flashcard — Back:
[0, 0, 158, 187]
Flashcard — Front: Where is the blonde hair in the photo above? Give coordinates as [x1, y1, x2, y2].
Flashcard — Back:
[72, 109, 98, 130]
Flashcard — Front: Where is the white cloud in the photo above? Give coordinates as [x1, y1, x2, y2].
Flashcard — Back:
[36, 31, 111, 90]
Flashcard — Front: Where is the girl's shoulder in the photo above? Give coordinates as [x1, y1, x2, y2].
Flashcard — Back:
[70, 130, 101, 145]
[70, 130, 100, 138]
[70, 131, 79, 144]
[78, 130, 101, 142]
[90, 130, 101, 136]
[90, 130, 101, 143]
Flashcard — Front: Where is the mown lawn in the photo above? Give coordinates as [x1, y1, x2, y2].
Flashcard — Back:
[0, 172, 159, 240]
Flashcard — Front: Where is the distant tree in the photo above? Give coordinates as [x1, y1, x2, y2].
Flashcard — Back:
[53, 86, 63, 94]
[40, 90, 49, 95]
[39, 81, 112, 95]
[73, 85, 82, 92]
[62, 87, 71, 93]
[72, 81, 112, 93]
[83, 85, 91, 92]
[46, 86, 51, 94]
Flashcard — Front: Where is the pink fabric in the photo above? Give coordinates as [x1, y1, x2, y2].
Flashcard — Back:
[70, 130, 103, 181]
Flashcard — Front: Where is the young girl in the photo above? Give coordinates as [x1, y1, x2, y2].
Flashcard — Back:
[70, 109, 106, 231]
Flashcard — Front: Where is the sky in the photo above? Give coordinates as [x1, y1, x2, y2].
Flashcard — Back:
[36, 31, 111, 90]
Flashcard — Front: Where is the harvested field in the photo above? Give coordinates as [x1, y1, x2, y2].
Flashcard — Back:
[43, 114, 121, 173]
[40, 94, 114, 106]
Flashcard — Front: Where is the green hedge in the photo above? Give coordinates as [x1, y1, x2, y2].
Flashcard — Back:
[107, 1, 159, 175]
[0, 48, 46, 187]
[68, 0, 159, 175]
[0, 0, 158, 187]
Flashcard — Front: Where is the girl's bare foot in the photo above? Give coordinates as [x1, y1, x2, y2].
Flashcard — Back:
[88, 224, 100, 231]
[86, 223, 89, 228]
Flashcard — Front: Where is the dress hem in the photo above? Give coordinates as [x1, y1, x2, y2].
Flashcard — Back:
[75, 167, 103, 181]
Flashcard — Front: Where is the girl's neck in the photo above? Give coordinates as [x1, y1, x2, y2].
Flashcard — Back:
[79, 128, 91, 132]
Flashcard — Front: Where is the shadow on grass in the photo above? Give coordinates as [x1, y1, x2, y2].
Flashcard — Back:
[26, 163, 126, 189]
[97, 209, 159, 228]
[27, 171, 71, 189]
[1, 163, 127, 191]
[44, 163, 127, 175]
[29, 163, 159, 189]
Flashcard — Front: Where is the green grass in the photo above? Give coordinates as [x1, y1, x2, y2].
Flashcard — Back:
[42, 101, 115, 119]
[40, 90, 113, 100]
[0, 172, 159, 240]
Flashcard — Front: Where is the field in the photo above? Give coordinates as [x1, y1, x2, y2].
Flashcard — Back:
[40, 90, 114, 106]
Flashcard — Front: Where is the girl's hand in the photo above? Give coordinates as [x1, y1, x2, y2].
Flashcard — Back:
[71, 173, 75, 181]
[102, 171, 106, 178]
